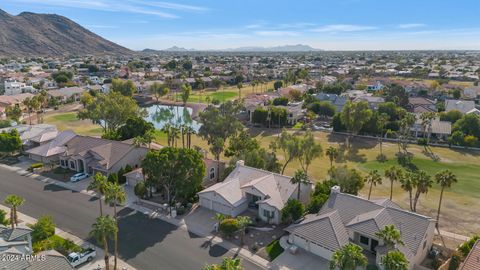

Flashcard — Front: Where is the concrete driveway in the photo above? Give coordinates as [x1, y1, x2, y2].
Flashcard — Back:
[271, 249, 330, 270]
[182, 206, 217, 235]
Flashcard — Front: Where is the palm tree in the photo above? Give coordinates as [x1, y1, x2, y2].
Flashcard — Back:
[203, 257, 244, 270]
[329, 243, 367, 270]
[104, 182, 126, 270]
[377, 113, 390, 157]
[385, 166, 403, 201]
[236, 216, 252, 245]
[381, 250, 409, 270]
[412, 170, 433, 212]
[4, 195, 25, 228]
[90, 215, 117, 270]
[365, 170, 382, 200]
[420, 112, 436, 145]
[375, 225, 404, 251]
[399, 172, 415, 211]
[23, 97, 32, 125]
[325, 146, 338, 169]
[434, 170, 458, 229]
[290, 169, 309, 201]
[237, 83, 243, 99]
[87, 173, 108, 216]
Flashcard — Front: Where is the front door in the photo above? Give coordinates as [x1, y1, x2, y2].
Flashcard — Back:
[370, 239, 379, 253]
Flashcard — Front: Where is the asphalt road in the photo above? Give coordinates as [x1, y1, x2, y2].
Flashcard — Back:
[0, 167, 263, 270]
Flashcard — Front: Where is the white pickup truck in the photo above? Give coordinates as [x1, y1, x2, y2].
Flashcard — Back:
[67, 247, 96, 268]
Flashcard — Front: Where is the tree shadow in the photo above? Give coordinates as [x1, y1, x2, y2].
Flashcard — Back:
[422, 146, 440, 162]
[43, 184, 79, 193]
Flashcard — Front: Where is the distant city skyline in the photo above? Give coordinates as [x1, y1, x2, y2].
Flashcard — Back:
[2, 0, 480, 51]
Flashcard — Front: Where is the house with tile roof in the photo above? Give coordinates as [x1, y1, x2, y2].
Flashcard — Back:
[197, 160, 311, 224]
[285, 186, 435, 269]
[445, 99, 478, 115]
[0, 225, 33, 255]
[0, 124, 58, 150]
[0, 249, 74, 270]
[460, 239, 480, 270]
[26, 132, 148, 176]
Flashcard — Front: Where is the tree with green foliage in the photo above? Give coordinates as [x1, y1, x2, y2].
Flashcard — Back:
[340, 101, 373, 148]
[30, 215, 55, 243]
[219, 218, 239, 237]
[290, 170, 309, 201]
[78, 91, 144, 135]
[385, 166, 403, 201]
[273, 80, 283, 90]
[365, 169, 382, 200]
[271, 129, 302, 174]
[87, 173, 108, 216]
[203, 257, 244, 270]
[459, 235, 480, 257]
[4, 194, 25, 228]
[210, 137, 226, 182]
[5, 105, 22, 122]
[104, 181, 126, 270]
[329, 166, 364, 195]
[150, 82, 170, 102]
[0, 129, 22, 156]
[376, 225, 404, 251]
[412, 170, 433, 212]
[299, 129, 323, 175]
[434, 170, 458, 229]
[281, 199, 304, 224]
[385, 84, 409, 108]
[420, 112, 436, 145]
[117, 116, 154, 140]
[381, 250, 409, 270]
[329, 243, 367, 270]
[0, 209, 8, 226]
[142, 147, 205, 207]
[90, 215, 117, 270]
[325, 146, 338, 169]
[111, 79, 136, 96]
[237, 83, 243, 99]
[397, 112, 416, 155]
[236, 216, 252, 245]
[439, 110, 463, 124]
[272, 97, 289, 106]
[180, 83, 192, 105]
[377, 113, 390, 157]
[134, 181, 147, 200]
[80, 92, 94, 108]
[308, 101, 336, 117]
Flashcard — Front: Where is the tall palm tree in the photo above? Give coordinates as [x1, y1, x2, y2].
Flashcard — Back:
[104, 182, 126, 270]
[4, 195, 25, 228]
[365, 170, 382, 200]
[381, 250, 409, 270]
[375, 225, 404, 251]
[90, 215, 117, 270]
[412, 170, 433, 212]
[384, 166, 403, 201]
[329, 243, 367, 270]
[23, 97, 32, 125]
[325, 146, 338, 169]
[434, 170, 458, 229]
[87, 173, 108, 216]
[236, 216, 252, 245]
[377, 113, 390, 157]
[290, 169, 309, 201]
[399, 172, 415, 211]
[237, 83, 243, 99]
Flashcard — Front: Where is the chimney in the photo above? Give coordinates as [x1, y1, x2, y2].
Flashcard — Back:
[331, 185, 341, 194]
[236, 160, 245, 167]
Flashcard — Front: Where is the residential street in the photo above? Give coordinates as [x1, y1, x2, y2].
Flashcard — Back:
[0, 167, 263, 270]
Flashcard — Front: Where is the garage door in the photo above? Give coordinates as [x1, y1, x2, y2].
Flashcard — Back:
[199, 197, 212, 209]
[310, 242, 332, 259]
[213, 201, 232, 216]
[293, 236, 308, 250]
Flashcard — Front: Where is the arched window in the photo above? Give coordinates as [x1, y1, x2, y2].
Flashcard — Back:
[209, 167, 215, 180]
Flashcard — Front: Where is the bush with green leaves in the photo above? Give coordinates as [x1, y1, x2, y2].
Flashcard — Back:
[30, 215, 55, 243]
[32, 235, 81, 256]
[448, 252, 461, 270]
[458, 235, 480, 257]
[281, 199, 304, 224]
[0, 209, 9, 226]
[219, 218, 240, 237]
[134, 181, 147, 199]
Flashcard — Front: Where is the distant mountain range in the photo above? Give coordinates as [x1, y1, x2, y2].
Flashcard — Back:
[143, 44, 323, 53]
[0, 9, 131, 56]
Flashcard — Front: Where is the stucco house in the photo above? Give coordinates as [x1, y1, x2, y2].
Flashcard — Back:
[0, 225, 33, 255]
[26, 132, 148, 175]
[285, 186, 435, 270]
[197, 160, 311, 224]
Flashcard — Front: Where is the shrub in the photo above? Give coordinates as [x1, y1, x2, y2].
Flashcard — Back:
[418, 138, 428, 146]
[107, 173, 119, 183]
[28, 163, 43, 172]
[281, 199, 304, 224]
[448, 252, 461, 270]
[272, 97, 289, 106]
[219, 218, 239, 237]
[117, 167, 126, 184]
[265, 239, 284, 261]
[134, 181, 147, 199]
[30, 215, 55, 243]
[0, 209, 9, 226]
[33, 235, 81, 256]
[307, 194, 328, 214]
[459, 235, 480, 257]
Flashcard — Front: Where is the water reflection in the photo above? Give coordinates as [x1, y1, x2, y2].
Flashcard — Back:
[144, 104, 200, 131]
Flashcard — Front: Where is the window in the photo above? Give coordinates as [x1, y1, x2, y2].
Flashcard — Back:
[60, 160, 65, 166]
[209, 168, 215, 180]
[70, 161, 75, 169]
[360, 235, 369, 246]
[263, 209, 274, 218]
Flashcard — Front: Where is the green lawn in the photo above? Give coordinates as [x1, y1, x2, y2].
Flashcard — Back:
[44, 112, 103, 136]
[265, 239, 284, 261]
[49, 112, 78, 122]
[359, 158, 480, 198]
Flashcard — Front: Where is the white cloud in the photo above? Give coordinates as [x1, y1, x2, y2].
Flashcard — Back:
[397, 23, 426, 29]
[254, 31, 299, 36]
[130, 0, 209, 12]
[311, 24, 377, 32]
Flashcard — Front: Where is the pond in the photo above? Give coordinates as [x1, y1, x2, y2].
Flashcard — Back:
[143, 104, 201, 131]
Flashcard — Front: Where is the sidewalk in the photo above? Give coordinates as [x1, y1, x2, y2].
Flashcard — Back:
[0, 204, 135, 270]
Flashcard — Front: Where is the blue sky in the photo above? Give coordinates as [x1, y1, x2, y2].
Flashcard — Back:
[2, 0, 480, 50]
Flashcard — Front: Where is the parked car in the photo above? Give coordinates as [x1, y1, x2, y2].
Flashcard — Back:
[67, 247, 96, 267]
[70, 173, 89, 182]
